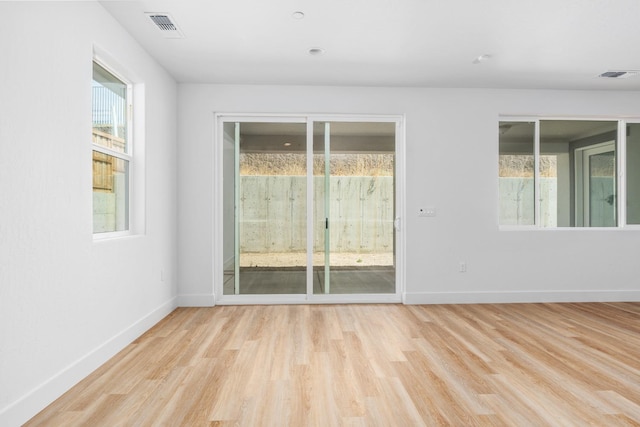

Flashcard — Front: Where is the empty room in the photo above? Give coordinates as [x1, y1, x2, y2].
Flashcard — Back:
[1, 0, 639, 425]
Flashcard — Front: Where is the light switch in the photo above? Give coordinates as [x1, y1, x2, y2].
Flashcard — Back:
[418, 207, 436, 217]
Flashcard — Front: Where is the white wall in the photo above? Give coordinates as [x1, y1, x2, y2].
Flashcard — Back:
[0, 2, 177, 425]
[177, 84, 640, 305]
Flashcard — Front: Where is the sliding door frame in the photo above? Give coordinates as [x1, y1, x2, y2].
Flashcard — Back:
[213, 113, 406, 305]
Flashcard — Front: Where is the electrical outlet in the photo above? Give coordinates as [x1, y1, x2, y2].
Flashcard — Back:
[459, 262, 467, 273]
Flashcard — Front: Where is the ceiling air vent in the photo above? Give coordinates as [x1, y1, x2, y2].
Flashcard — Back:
[598, 70, 639, 79]
[146, 13, 184, 39]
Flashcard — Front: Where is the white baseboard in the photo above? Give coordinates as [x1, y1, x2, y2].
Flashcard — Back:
[404, 290, 640, 305]
[0, 297, 177, 427]
[178, 293, 216, 307]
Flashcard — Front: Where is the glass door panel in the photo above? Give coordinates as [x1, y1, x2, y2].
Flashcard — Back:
[574, 141, 616, 227]
[223, 121, 307, 295]
[312, 122, 329, 293]
[313, 121, 396, 294]
[586, 146, 616, 227]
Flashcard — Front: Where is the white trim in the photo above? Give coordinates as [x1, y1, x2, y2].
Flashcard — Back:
[0, 298, 177, 427]
[215, 114, 306, 123]
[216, 293, 402, 305]
[404, 291, 640, 305]
[130, 82, 146, 236]
[93, 45, 141, 83]
[92, 229, 134, 241]
[307, 293, 402, 304]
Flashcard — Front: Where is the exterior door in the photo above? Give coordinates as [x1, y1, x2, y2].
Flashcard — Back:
[219, 115, 402, 302]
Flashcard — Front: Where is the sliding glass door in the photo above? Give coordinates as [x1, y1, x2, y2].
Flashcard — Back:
[313, 121, 396, 294]
[220, 116, 401, 301]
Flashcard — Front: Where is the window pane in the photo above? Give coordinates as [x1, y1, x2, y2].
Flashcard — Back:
[538, 154, 559, 227]
[588, 150, 616, 226]
[540, 120, 617, 227]
[627, 123, 640, 224]
[314, 122, 396, 295]
[93, 151, 129, 233]
[499, 122, 535, 225]
[92, 62, 128, 153]
[230, 122, 308, 295]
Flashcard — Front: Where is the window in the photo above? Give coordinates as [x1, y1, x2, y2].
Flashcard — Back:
[499, 118, 640, 228]
[626, 123, 640, 224]
[92, 61, 131, 234]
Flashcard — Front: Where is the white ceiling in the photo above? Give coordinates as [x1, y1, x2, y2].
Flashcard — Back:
[100, 0, 640, 90]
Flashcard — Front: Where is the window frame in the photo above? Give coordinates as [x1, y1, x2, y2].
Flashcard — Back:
[92, 57, 134, 239]
[499, 116, 640, 231]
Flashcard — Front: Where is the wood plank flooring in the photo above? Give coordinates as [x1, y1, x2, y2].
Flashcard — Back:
[25, 303, 640, 426]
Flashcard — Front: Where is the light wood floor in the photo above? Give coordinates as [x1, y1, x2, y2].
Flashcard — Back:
[26, 303, 640, 426]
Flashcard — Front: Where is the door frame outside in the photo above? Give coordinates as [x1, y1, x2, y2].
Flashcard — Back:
[212, 113, 406, 305]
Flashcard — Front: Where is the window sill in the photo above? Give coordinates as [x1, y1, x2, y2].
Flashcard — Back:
[93, 230, 142, 242]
